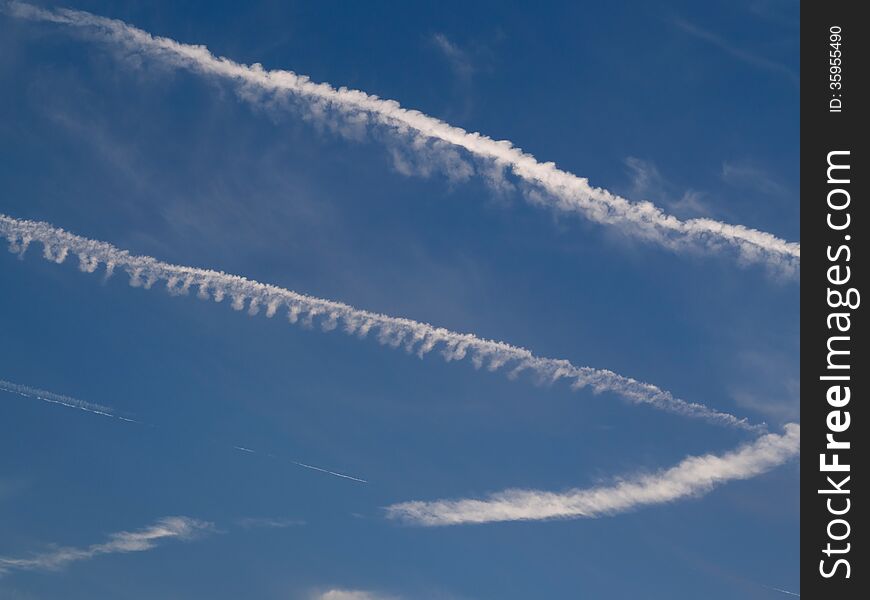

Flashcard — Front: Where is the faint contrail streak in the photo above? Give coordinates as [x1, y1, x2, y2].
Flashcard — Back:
[0, 214, 762, 431]
[3, 2, 800, 275]
[233, 446, 368, 483]
[0, 375, 366, 484]
[385, 423, 799, 525]
[0, 378, 138, 422]
[764, 585, 800, 597]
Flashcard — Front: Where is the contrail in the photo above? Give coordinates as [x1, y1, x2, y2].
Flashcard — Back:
[232, 446, 368, 483]
[0, 516, 213, 576]
[0, 214, 761, 431]
[763, 585, 800, 597]
[0, 378, 138, 422]
[0, 375, 367, 484]
[385, 423, 799, 526]
[3, 2, 800, 275]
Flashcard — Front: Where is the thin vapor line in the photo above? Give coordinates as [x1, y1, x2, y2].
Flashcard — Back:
[0, 378, 139, 423]
[232, 445, 368, 483]
[0, 376, 366, 484]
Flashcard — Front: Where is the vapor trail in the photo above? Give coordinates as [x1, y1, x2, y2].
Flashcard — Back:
[764, 585, 800, 597]
[385, 423, 799, 526]
[0, 374, 366, 484]
[232, 446, 368, 483]
[1, 214, 761, 431]
[0, 378, 138, 422]
[4, 2, 800, 275]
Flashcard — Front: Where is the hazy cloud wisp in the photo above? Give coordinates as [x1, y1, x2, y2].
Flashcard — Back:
[0, 516, 213, 576]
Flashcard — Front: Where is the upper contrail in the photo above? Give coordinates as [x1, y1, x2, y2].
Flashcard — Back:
[3, 2, 800, 275]
[1, 214, 761, 431]
[386, 423, 799, 526]
[0, 378, 138, 422]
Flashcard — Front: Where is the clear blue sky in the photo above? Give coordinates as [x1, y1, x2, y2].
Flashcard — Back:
[0, 1, 799, 598]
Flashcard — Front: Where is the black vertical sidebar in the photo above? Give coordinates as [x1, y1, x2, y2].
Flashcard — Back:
[801, 1, 865, 597]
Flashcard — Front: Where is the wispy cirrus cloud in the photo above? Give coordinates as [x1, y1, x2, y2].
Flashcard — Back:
[671, 16, 797, 84]
[3, 2, 800, 275]
[315, 590, 399, 600]
[0, 214, 761, 431]
[0, 517, 213, 576]
[721, 161, 788, 198]
[236, 517, 305, 530]
[429, 33, 474, 82]
[624, 157, 710, 218]
[386, 424, 799, 526]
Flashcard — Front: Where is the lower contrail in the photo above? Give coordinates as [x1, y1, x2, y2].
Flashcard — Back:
[386, 423, 799, 526]
[0, 214, 761, 431]
[0, 516, 213, 576]
[0, 378, 138, 422]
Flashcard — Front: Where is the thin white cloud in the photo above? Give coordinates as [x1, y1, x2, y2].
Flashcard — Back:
[386, 423, 798, 525]
[0, 516, 213, 576]
[0, 378, 138, 422]
[721, 162, 788, 197]
[4, 2, 800, 275]
[1, 214, 761, 431]
[671, 17, 797, 83]
[430, 33, 474, 81]
[624, 157, 710, 218]
[315, 590, 398, 600]
[236, 517, 305, 529]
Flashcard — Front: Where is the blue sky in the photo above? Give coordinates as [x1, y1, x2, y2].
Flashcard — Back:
[0, 1, 799, 598]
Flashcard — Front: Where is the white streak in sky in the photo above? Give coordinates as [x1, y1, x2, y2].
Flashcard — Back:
[236, 516, 305, 529]
[0, 516, 213, 576]
[385, 423, 799, 525]
[3, 2, 800, 275]
[0, 378, 138, 422]
[1, 377, 366, 484]
[0, 214, 761, 431]
[316, 590, 399, 600]
[764, 585, 800, 597]
[232, 445, 368, 483]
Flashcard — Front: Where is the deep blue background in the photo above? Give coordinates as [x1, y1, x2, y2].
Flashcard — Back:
[1, 1, 798, 598]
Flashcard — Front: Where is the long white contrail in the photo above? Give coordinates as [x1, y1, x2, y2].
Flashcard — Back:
[0, 516, 213, 576]
[1, 214, 760, 431]
[385, 423, 799, 526]
[3, 2, 800, 275]
[0, 378, 138, 422]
